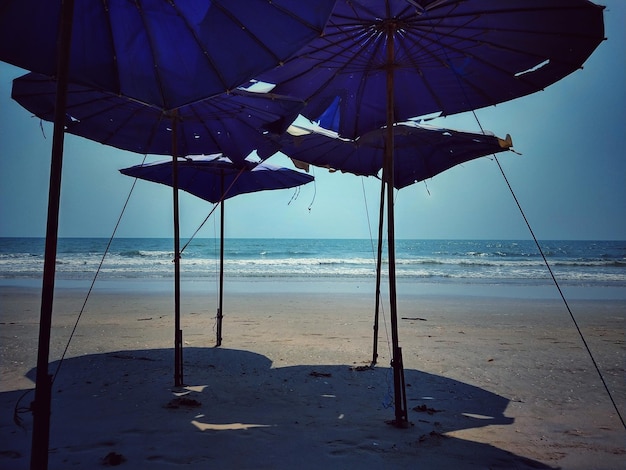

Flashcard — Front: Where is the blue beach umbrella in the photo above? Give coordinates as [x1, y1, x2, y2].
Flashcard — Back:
[1, 2, 335, 462]
[258, 0, 605, 427]
[280, 120, 515, 366]
[12, 72, 305, 394]
[12, 72, 305, 163]
[120, 155, 315, 204]
[281, 122, 514, 189]
[260, 0, 605, 140]
[120, 155, 315, 347]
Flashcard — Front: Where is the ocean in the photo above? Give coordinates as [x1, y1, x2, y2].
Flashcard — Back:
[1, 238, 625, 300]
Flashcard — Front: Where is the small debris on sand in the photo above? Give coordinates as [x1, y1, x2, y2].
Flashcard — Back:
[164, 397, 202, 409]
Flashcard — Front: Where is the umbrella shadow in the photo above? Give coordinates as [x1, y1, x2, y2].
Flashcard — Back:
[3, 347, 556, 469]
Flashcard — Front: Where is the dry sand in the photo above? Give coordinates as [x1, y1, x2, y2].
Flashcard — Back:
[1, 284, 624, 469]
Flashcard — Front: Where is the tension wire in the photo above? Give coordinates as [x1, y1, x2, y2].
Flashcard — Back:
[180, 166, 246, 255]
[424, 11, 624, 430]
[15, 158, 145, 427]
[461, 66, 624, 428]
[360, 177, 392, 359]
[53, 171, 142, 383]
[492, 153, 626, 431]
[468, 105, 624, 429]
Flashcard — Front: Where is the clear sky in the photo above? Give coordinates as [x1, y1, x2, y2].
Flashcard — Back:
[1, 1, 624, 241]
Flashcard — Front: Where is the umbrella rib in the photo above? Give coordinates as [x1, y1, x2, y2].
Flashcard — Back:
[398, 22, 491, 114]
[188, 98, 262, 162]
[277, 29, 376, 85]
[276, 28, 388, 135]
[65, 93, 141, 143]
[100, 0, 122, 96]
[168, 1, 229, 94]
[409, 15, 600, 68]
[397, 6, 601, 116]
[214, 93, 298, 157]
[206, 2, 311, 84]
[168, 105, 195, 156]
[210, 1, 325, 66]
[408, 3, 604, 69]
[150, 112, 172, 157]
[421, 3, 601, 23]
[274, 3, 326, 30]
[134, 2, 170, 110]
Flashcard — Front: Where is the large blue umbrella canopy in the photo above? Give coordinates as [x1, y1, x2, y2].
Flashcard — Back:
[12, 72, 305, 163]
[120, 155, 315, 347]
[281, 122, 514, 189]
[0, 0, 337, 109]
[259, 0, 605, 139]
[258, 0, 605, 427]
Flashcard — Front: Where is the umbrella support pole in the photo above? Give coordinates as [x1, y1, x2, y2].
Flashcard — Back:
[176, 329, 184, 385]
[385, 22, 409, 428]
[390, 346, 409, 427]
[31, 1, 75, 469]
[371, 169, 386, 367]
[172, 116, 183, 387]
[216, 182, 225, 347]
[216, 308, 223, 347]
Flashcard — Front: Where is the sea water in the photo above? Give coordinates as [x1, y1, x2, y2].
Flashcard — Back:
[1, 238, 625, 299]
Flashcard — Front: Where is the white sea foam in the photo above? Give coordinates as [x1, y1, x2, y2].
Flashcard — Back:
[1, 238, 624, 289]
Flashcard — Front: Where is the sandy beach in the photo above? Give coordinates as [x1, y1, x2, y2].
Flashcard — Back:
[1, 282, 624, 469]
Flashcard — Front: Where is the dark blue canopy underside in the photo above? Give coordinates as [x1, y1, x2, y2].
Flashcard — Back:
[0, 0, 337, 109]
[120, 156, 314, 203]
[280, 124, 512, 189]
[12, 72, 304, 162]
[259, 0, 605, 139]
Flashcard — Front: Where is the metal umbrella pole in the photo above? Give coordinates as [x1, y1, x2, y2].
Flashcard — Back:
[31, 1, 74, 468]
[371, 176, 385, 367]
[171, 112, 183, 387]
[216, 171, 225, 347]
[384, 19, 409, 428]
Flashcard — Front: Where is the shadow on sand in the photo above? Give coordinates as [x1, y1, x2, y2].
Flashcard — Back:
[1, 347, 555, 469]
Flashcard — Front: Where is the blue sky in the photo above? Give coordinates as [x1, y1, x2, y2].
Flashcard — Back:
[1, 1, 624, 241]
